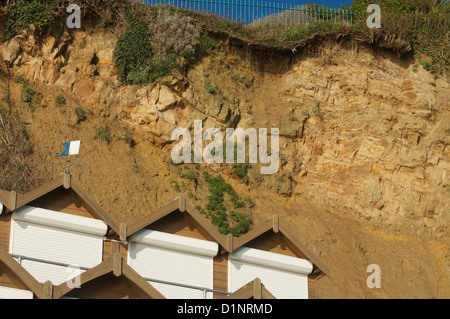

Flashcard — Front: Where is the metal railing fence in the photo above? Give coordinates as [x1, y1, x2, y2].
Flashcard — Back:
[11, 253, 231, 299]
[142, 0, 356, 26]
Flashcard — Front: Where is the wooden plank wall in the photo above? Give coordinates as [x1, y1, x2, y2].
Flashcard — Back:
[244, 232, 297, 257]
[64, 274, 141, 299]
[0, 214, 10, 252]
[148, 211, 208, 240]
[0, 263, 24, 290]
[0, 214, 26, 290]
[308, 278, 317, 299]
[0, 270, 25, 290]
[213, 253, 228, 299]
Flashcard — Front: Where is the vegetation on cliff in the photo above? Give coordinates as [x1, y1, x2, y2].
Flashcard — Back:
[2, 0, 448, 80]
[350, 0, 449, 74]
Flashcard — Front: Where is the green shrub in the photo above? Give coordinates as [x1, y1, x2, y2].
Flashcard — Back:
[113, 8, 203, 85]
[203, 172, 251, 236]
[113, 10, 153, 84]
[3, 0, 55, 41]
[95, 126, 111, 144]
[197, 32, 216, 56]
[179, 169, 197, 183]
[55, 94, 66, 107]
[74, 107, 86, 123]
[195, 205, 206, 214]
[351, 0, 449, 74]
[15, 76, 26, 84]
[147, 54, 178, 81]
[170, 178, 181, 192]
[205, 83, 217, 95]
[232, 163, 250, 184]
[20, 86, 37, 103]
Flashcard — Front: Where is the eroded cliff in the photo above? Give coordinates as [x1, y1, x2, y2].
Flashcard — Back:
[0, 11, 449, 298]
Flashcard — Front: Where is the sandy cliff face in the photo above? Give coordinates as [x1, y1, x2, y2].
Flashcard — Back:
[0, 26, 449, 298]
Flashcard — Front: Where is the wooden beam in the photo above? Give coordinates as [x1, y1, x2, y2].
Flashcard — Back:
[122, 262, 166, 299]
[232, 218, 273, 252]
[253, 278, 262, 299]
[113, 253, 122, 277]
[119, 222, 127, 242]
[63, 172, 71, 189]
[0, 246, 45, 299]
[178, 193, 186, 213]
[227, 233, 233, 252]
[111, 241, 120, 255]
[15, 175, 64, 209]
[52, 257, 114, 299]
[261, 286, 276, 299]
[70, 181, 121, 237]
[308, 277, 318, 299]
[44, 281, 53, 299]
[224, 282, 253, 299]
[0, 189, 9, 210]
[272, 214, 279, 233]
[185, 201, 228, 251]
[9, 191, 16, 211]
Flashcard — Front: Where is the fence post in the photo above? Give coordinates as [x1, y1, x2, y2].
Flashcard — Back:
[289, 3, 291, 26]
[307, 5, 310, 24]
[232, 0, 234, 22]
[305, 5, 308, 24]
[313, 5, 315, 24]
[252, 0, 254, 25]
[285, 3, 287, 25]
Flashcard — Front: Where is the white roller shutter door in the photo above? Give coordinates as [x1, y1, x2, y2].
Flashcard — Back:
[0, 286, 33, 299]
[128, 229, 218, 299]
[9, 206, 106, 285]
[229, 246, 313, 299]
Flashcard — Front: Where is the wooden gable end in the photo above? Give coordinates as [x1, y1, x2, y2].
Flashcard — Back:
[62, 272, 152, 299]
[145, 209, 212, 241]
[243, 231, 301, 258]
[0, 259, 31, 292]
[28, 186, 99, 219]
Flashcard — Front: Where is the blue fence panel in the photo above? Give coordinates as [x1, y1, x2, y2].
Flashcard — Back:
[140, 0, 357, 26]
